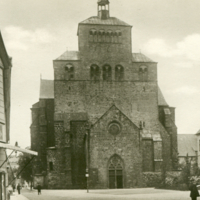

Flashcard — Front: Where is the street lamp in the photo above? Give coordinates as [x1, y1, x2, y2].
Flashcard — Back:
[85, 122, 90, 193]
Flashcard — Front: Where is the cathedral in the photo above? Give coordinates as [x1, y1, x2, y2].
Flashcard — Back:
[31, 0, 178, 189]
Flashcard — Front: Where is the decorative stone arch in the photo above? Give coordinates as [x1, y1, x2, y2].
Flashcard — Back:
[139, 65, 148, 81]
[108, 154, 124, 189]
[115, 65, 124, 81]
[65, 63, 74, 80]
[102, 64, 112, 81]
[90, 64, 100, 81]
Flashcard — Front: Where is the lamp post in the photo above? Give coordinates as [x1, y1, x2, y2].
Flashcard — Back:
[85, 122, 90, 193]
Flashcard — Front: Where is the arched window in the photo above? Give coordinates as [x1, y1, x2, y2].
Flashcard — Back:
[107, 30, 112, 43]
[116, 30, 122, 43]
[93, 30, 97, 42]
[139, 65, 148, 81]
[99, 30, 104, 42]
[89, 29, 97, 42]
[90, 65, 100, 81]
[113, 32, 118, 43]
[108, 154, 123, 189]
[105, 32, 110, 43]
[65, 64, 74, 80]
[102, 31, 105, 42]
[103, 65, 112, 81]
[115, 65, 124, 81]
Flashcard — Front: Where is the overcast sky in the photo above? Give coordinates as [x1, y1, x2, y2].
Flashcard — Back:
[0, 0, 200, 148]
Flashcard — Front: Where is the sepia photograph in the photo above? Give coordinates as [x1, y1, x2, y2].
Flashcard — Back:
[0, 0, 199, 199]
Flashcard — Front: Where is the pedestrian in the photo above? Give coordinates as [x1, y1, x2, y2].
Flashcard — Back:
[190, 183, 200, 200]
[12, 184, 15, 192]
[17, 183, 21, 195]
[37, 184, 41, 195]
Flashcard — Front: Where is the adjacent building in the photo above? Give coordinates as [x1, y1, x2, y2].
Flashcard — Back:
[31, 0, 178, 189]
[0, 32, 12, 199]
[178, 131, 200, 168]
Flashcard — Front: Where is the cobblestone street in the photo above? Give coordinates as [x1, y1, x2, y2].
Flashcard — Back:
[11, 188, 193, 200]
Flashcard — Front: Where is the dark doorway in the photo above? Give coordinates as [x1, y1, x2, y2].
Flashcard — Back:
[116, 170, 123, 188]
[108, 155, 123, 189]
[109, 170, 115, 189]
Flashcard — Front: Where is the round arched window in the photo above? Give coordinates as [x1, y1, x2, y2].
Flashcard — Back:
[108, 122, 121, 136]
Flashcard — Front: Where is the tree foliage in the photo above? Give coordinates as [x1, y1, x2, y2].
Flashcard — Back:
[17, 153, 33, 183]
[8, 167, 18, 184]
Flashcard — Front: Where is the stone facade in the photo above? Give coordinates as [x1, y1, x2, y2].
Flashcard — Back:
[31, 1, 178, 189]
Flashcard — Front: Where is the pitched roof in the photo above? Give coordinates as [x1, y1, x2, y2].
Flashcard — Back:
[196, 129, 200, 135]
[40, 79, 54, 99]
[0, 32, 12, 68]
[55, 52, 155, 62]
[132, 53, 155, 63]
[79, 16, 131, 27]
[98, 0, 109, 5]
[158, 87, 168, 106]
[178, 134, 197, 157]
[55, 51, 80, 61]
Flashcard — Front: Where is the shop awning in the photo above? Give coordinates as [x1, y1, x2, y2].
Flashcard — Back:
[0, 143, 38, 156]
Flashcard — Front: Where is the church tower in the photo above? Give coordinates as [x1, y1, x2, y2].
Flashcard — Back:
[31, 0, 178, 189]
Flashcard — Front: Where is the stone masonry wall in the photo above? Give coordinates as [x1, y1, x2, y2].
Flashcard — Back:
[53, 60, 157, 82]
[78, 24, 132, 62]
[89, 105, 142, 188]
[54, 80, 159, 132]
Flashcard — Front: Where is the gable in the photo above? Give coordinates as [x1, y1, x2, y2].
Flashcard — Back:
[92, 104, 139, 131]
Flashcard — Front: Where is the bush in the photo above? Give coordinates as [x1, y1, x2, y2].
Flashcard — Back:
[143, 172, 161, 187]
[190, 176, 200, 185]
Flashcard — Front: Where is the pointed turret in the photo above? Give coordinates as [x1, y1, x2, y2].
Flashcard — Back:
[97, 0, 110, 20]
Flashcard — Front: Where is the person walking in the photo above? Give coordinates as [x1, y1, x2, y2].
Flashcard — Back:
[37, 184, 41, 195]
[17, 183, 21, 195]
[190, 183, 200, 200]
[12, 184, 15, 192]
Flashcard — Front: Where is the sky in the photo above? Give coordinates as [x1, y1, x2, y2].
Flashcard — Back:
[0, 0, 199, 148]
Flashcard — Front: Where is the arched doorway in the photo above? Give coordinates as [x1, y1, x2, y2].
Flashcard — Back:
[108, 154, 123, 189]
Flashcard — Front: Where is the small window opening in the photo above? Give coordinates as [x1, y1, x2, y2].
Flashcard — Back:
[115, 65, 124, 81]
[49, 162, 54, 171]
[103, 65, 112, 81]
[90, 65, 100, 81]
[65, 64, 74, 80]
[139, 66, 148, 81]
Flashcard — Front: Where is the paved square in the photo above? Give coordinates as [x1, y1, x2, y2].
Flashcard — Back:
[11, 188, 192, 200]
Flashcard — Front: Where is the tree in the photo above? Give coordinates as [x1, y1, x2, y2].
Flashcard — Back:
[8, 167, 18, 184]
[179, 154, 192, 188]
[17, 153, 33, 183]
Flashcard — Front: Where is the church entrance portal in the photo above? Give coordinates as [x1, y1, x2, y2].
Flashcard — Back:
[108, 155, 123, 189]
